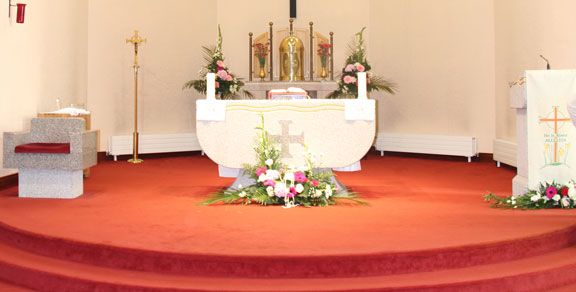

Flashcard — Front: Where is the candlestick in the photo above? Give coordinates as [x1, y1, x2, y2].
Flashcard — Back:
[357, 72, 367, 99]
[206, 73, 216, 100]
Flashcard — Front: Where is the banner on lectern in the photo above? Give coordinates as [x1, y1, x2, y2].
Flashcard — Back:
[526, 70, 576, 189]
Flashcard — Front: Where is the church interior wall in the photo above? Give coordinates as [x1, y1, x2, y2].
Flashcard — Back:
[369, 0, 496, 153]
[4, 0, 576, 176]
[494, 0, 576, 143]
[0, 0, 88, 176]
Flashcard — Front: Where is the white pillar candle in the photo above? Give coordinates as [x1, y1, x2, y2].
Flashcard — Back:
[206, 73, 216, 100]
[357, 72, 367, 99]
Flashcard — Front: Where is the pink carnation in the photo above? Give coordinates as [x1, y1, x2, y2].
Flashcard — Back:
[263, 180, 276, 187]
[356, 64, 365, 72]
[294, 171, 308, 183]
[215, 81, 220, 88]
[256, 167, 267, 177]
[343, 75, 357, 84]
[311, 180, 319, 187]
[217, 70, 228, 80]
[216, 60, 225, 68]
[546, 186, 557, 199]
[226, 75, 233, 81]
[344, 64, 356, 72]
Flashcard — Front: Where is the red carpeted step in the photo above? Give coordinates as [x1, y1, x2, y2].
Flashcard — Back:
[1, 221, 576, 279]
[0, 240, 576, 291]
[0, 280, 32, 292]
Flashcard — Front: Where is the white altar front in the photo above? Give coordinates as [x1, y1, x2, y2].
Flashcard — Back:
[196, 99, 375, 171]
[511, 70, 576, 195]
[243, 81, 338, 99]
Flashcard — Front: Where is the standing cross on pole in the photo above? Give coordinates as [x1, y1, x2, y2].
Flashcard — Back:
[126, 30, 146, 164]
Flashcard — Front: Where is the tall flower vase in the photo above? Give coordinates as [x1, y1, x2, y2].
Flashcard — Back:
[258, 63, 266, 81]
[320, 64, 328, 80]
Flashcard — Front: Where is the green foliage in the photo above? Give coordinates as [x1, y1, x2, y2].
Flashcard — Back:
[328, 27, 396, 99]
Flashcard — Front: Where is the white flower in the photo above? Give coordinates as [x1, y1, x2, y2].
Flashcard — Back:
[238, 191, 247, 198]
[265, 159, 274, 166]
[295, 183, 304, 193]
[561, 197, 571, 208]
[284, 172, 295, 182]
[238, 184, 243, 189]
[553, 194, 561, 202]
[325, 185, 333, 198]
[568, 183, 576, 199]
[315, 189, 323, 198]
[266, 186, 274, 197]
[530, 194, 541, 202]
[266, 170, 280, 180]
[274, 183, 289, 197]
[257, 174, 267, 182]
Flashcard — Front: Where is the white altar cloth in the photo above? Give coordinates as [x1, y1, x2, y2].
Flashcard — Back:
[196, 99, 375, 169]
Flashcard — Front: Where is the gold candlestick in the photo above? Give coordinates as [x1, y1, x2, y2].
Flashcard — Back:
[126, 30, 146, 164]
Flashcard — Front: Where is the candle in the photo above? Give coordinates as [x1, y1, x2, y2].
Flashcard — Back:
[357, 72, 367, 99]
[206, 73, 216, 100]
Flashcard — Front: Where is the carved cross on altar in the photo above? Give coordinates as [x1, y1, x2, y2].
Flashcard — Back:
[270, 120, 304, 158]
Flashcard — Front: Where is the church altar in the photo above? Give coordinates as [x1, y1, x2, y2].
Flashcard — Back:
[243, 81, 338, 99]
[196, 99, 375, 170]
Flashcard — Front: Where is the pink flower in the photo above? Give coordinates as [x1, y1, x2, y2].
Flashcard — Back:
[255, 167, 267, 177]
[289, 186, 296, 194]
[294, 171, 308, 183]
[263, 180, 276, 187]
[356, 64, 365, 72]
[343, 75, 357, 84]
[215, 81, 220, 88]
[226, 75, 233, 81]
[546, 186, 557, 199]
[311, 180, 319, 187]
[217, 70, 228, 80]
[287, 192, 296, 198]
[344, 64, 356, 72]
[216, 60, 225, 68]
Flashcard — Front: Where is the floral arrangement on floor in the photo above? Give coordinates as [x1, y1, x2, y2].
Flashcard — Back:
[183, 26, 252, 99]
[203, 117, 365, 207]
[327, 27, 396, 99]
[484, 181, 576, 209]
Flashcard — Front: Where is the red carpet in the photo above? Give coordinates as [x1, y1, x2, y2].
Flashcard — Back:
[0, 152, 575, 291]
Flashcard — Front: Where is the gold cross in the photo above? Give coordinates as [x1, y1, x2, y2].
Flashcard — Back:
[126, 30, 146, 67]
[539, 106, 572, 163]
[270, 120, 305, 158]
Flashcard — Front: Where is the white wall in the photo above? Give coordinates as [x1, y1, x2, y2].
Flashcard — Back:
[494, 0, 576, 142]
[369, 0, 496, 152]
[87, 0, 217, 150]
[0, 0, 88, 176]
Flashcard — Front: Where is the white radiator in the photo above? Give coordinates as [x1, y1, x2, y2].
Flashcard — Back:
[493, 139, 517, 167]
[107, 133, 202, 161]
[375, 133, 478, 162]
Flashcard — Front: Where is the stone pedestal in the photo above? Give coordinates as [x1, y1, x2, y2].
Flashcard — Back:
[244, 81, 338, 99]
[19, 169, 83, 199]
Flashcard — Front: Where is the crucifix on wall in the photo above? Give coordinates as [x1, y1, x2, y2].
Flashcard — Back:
[290, 0, 296, 18]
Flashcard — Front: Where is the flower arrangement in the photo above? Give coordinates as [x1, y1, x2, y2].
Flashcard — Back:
[484, 181, 576, 209]
[253, 42, 269, 67]
[317, 43, 332, 67]
[327, 27, 395, 99]
[203, 116, 365, 207]
[183, 26, 252, 99]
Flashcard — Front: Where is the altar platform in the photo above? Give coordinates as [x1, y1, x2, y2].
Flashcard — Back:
[1, 153, 576, 290]
[244, 81, 338, 99]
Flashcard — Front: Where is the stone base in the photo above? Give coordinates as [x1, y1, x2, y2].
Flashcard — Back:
[19, 169, 83, 199]
[512, 175, 528, 197]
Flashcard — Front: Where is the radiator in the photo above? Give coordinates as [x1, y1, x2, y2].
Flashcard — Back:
[493, 139, 517, 167]
[375, 133, 478, 162]
[107, 133, 202, 161]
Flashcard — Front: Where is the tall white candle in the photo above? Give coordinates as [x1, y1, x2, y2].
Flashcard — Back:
[206, 73, 216, 100]
[357, 72, 367, 99]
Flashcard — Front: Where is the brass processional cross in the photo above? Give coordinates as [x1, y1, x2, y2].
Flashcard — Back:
[126, 30, 146, 164]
